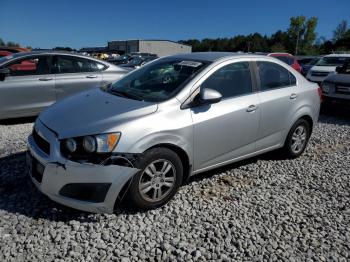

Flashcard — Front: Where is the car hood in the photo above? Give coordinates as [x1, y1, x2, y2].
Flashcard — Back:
[39, 88, 158, 139]
[310, 65, 337, 72]
[324, 73, 350, 85]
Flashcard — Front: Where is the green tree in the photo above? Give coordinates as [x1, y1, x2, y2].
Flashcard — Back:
[333, 20, 348, 42]
[287, 16, 318, 55]
[6, 41, 20, 47]
[0, 38, 5, 46]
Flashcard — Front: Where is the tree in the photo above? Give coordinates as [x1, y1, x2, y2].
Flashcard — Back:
[333, 20, 348, 42]
[6, 41, 20, 47]
[0, 38, 4, 46]
[287, 16, 318, 55]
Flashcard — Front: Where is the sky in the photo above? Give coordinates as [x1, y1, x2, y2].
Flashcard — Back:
[1, 0, 349, 49]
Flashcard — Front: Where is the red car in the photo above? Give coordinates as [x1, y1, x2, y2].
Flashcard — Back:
[0, 50, 12, 58]
[267, 53, 302, 73]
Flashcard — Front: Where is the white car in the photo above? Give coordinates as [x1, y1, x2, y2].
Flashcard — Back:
[306, 54, 350, 83]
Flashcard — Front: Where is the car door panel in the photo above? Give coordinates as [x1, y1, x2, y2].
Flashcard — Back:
[254, 60, 299, 151]
[256, 87, 297, 150]
[0, 55, 55, 119]
[55, 72, 102, 100]
[190, 60, 259, 171]
[191, 94, 260, 171]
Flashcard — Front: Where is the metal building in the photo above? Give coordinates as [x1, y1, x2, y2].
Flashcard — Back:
[107, 40, 192, 57]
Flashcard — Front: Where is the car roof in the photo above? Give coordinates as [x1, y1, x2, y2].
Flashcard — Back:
[0, 50, 114, 66]
[167, 52, 260, 62]
[325, 53, 350, 57]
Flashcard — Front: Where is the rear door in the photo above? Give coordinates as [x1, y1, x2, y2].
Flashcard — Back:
[0, 55, 55, 119]
[254, 60, 298, 150]
[53, 55, 103, 100]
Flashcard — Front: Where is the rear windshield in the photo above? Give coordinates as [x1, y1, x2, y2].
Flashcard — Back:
[316, 57, 350, 67]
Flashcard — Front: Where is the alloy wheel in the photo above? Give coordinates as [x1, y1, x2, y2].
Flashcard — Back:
[138, 159, 176, 202]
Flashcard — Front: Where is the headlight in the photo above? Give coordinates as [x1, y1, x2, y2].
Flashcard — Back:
[65, 138, 77, 153]
[83, 136, 97, 153]
[95, 133, 121, 153]
[322, 82, 333, 93]
[62, 132, 121, 155]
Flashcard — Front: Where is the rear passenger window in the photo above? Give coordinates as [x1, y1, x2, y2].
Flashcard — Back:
[257, 61, 296, 90]
[201, 62, 252, 99]
[54, 56, 104, 73]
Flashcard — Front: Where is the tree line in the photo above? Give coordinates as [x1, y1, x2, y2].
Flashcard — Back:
[179, 17, 349, 55]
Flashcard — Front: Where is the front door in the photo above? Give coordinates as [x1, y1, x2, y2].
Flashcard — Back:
[0, 55, 55, 119]
[191, 61, 260, 171]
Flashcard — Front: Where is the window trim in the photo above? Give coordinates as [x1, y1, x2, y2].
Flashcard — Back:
[252, 60, 298, 93]
[52, 54, 106, 74]
[4, 54, 53, 77]
[181, 59, 257, 109]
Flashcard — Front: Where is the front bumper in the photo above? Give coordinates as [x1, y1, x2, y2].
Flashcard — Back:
[27, 120, 139, 214]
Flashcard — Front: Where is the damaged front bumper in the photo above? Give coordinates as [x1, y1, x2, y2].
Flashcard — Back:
[27, 121, 139, 214]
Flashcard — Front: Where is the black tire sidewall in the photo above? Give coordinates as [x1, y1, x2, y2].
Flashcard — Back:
[285, 119, 311, 158]
[127, 148, 183, 209]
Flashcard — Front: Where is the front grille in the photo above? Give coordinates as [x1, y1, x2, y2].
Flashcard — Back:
[336, 85, 350, 94]
[32, 129, 50, 155]
[311, 71, 329, 77]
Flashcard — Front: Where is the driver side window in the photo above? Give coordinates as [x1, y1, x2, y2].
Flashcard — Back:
[201, 62, 253, 99]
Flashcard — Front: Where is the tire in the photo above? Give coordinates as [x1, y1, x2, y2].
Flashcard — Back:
[282, 119, 311, 159]
[126, 147, 183, 210]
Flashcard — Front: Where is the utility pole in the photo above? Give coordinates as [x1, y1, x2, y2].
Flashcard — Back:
[295, 30, 300, 56]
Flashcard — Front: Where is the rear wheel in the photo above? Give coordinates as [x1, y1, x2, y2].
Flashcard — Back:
[126, 148, 183, 210]
[282, 119, 311, 158]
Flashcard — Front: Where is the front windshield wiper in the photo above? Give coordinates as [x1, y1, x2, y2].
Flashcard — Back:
[108, 89, 143, 101]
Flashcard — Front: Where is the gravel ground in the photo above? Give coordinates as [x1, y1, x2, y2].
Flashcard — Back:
[0, 112, 349, 261]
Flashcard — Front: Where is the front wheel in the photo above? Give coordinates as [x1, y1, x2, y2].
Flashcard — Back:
[126, 148, 183, 210]
[282, 119, 311, 158]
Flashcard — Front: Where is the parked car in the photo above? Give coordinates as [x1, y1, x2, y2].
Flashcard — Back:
[321, 60, 350, 104]
[120, 56, 158, 69]
[306, 54, 350, 84]
[107, 54, 133, 65]
[267, 53, 302, 73]
[0, 51, 12, 58]
[0, 51, 128, 120]
[27, 52, 321, 213]
[298, 56, 321, 76]
[0, 46, 30, 53]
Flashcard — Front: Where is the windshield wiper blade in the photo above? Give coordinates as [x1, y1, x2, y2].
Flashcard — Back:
[109, 89, 143, 101]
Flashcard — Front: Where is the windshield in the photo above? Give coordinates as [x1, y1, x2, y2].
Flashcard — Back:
[316, 56, 350, 67]
[109, 58, 209, 102]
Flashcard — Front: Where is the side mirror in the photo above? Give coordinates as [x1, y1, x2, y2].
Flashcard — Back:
[199, 88, 222, 105]
[0, 68, 10, 81]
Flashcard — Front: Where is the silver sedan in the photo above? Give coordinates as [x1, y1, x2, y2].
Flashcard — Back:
[0, 51, 128, 120]
[27, 52, 321, 213]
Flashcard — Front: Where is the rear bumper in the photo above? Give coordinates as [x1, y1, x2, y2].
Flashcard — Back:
[26, 120, 139, 214]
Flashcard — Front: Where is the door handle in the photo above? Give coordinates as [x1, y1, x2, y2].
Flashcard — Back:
[290, 93, 298, 99]
[246, 104, 258, 112]
[86, 75, 98, 79]
[38, 77, 53, 81]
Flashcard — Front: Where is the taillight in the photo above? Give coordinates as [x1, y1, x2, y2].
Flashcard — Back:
[317, 85, 323, 102]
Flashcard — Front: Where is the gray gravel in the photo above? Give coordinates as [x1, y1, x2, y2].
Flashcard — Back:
[0, 114, 349, 261]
